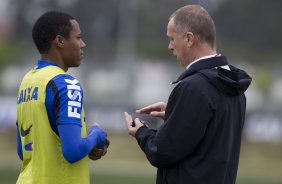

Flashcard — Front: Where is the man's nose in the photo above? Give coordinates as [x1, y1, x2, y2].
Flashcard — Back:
[168, 42, 173, 51]
[81, 40, 86, 48]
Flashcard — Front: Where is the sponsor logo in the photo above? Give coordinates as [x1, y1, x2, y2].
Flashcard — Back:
[20, 124, 33, 137]
[17, 87, 39, 104]
[65, 79, 82, 118]
[24, 142, 33, 151]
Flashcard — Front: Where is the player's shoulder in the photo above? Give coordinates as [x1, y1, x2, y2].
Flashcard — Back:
[48, 74, 82, 91]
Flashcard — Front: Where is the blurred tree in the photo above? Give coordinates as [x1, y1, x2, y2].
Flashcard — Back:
[0, 39, 13, 66]
[4, 0, 282, 64]
[214, 0, 282, 62]
[73, 0, 119, 60]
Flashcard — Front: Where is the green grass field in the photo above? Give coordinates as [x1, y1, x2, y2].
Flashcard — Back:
[1, 130, 282, 184]
[1, 169, 282, 184]
[0, 169, 155, 184]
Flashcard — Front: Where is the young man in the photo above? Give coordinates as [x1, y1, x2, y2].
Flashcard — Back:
[125, 5, 252, 184]
[16, 11, 108, 184]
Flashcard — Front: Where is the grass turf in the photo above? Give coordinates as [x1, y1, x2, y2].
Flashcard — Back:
[1, 131, 282, 184]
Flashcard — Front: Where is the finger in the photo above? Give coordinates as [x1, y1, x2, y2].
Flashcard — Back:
[102, 147, 107, 156]
[136, 105, 153, 114]
[124, 112, 132, 122]
[124, 112, 133, 127]
[150, 111, 165, 119]
[140, 120, 148, 127]
[134, 118, 141, 124]
[134, 118, 146, 128]
[98, 149, 104, 156]
[89, 155, 101, 160]
[92, 148, 103, 156]
[150, 111, 163, 116]
[105, 139, 110, 147]
[136, 102, 162, 114]
[124, 112, 134, 131]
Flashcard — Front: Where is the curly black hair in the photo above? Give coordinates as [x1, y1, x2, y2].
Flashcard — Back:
[32, 11, 75, 54]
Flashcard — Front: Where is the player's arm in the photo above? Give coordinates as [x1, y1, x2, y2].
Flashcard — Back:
[58, 123, 106, 163]
[48, 75, 106, 163]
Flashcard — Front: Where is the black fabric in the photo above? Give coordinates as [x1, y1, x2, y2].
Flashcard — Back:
[135, 56, 252, 184]
[47, 80, 60, 135]
[171, 56, 228, 84]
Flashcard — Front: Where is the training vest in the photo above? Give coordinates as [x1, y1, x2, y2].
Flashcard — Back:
[16, 66, 89, 184]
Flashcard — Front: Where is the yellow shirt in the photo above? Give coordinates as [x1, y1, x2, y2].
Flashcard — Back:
[17, 65, 89, 184]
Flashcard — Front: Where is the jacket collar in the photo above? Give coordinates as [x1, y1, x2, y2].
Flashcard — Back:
[172, 56, 228, 84]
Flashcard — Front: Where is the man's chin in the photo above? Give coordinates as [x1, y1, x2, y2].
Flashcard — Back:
[69, 63, 81, 68]
[176, 59, 184, 68]
[178, 61, 187, 68]
[76, 60, 82, 66]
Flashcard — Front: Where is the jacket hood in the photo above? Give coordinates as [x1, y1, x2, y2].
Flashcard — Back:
[199, 66, 252, 96]
[173, 56, 252, 96]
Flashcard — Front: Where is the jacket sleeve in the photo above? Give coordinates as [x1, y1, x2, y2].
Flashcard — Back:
[136, 79, 214, 168]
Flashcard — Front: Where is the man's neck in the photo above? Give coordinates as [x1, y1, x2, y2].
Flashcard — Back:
[186, 43, 217, 68]
[186, 53, 218, 69]
[41, 54, 68, 72]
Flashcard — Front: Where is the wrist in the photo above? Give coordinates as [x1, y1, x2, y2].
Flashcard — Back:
[135, 125, 148, 138]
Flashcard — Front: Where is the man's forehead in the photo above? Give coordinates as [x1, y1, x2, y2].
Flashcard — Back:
[167, 19, 176, 33]
[70, 19, 81, 33]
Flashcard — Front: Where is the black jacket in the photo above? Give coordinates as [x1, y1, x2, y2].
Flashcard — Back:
[135, 56, 252, 184]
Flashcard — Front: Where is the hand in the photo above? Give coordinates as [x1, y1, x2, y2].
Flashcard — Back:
[136, 102, 167, 119]
[124, 112, 146, 137]
[89, 125, 106, 148]
[88, 139, 110, 160]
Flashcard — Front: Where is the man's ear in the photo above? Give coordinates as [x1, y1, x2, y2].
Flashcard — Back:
[55, 35, 65, 48]
[185, 32, 195, 47]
